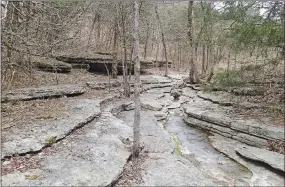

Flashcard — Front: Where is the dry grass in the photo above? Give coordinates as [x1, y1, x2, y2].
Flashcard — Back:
[1, 98, 67, 129]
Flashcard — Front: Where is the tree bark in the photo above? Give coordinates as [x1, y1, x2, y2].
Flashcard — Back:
[187, 1, 195, 83]
[133, 0, 140, 158]
[121, 7, 130, 97]
[155, 4, 168, 76]
[112, 15, 118, 78]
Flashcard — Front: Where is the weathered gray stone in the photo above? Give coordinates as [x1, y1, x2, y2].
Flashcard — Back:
[167, 102, 180, 109]
[118, 110, 175, 154]
[230, 120, 249, 132]
[141, 76, 173, 84]
[184, 116, 212, 130]
[154, 111, 167, 121]
[2, 114, 132, 186]
[1, 99, 101, 158]
[33, 56, 72, 73]
[197, 91, 235, 106]
[86, 80, 121, 89]
[233, 132, 269, 148]
[235, 145, 285, 172]
[141, 100, 162, 111]
[209, 135, 284, 186]
[139, 153, 216, 186]
[2, 84, 85, 102]
[183, 101, 284, 145]
[247, 121, 284, 141]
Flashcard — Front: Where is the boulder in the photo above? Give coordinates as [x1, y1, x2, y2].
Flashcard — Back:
[33, 56, 71, 73]
[2, 84, 85, 102]
[235, 145, 284, 172]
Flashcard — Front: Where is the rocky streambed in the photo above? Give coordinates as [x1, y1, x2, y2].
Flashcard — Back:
[1, 75, 284, 186]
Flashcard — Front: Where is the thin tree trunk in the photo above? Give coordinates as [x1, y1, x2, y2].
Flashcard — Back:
[144, 21, 150, 60]
[187, 1, 195, 83]
[155, 4, 168, 76]
[202, 44, 206, 74]
[133, 0, 140, 158]
[112, 21, 118, 78]
[121, 6, 130, 97]
[227, 51, 230, 70]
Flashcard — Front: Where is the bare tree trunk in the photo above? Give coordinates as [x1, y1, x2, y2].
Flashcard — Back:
[187, 1, 195, 83]
[129, 44, 134, 80]
[202, 44, 206, 74]
[155, 44, 159, 68]
[206, 2, 214, 82]
[227, 51, 230, 70]
[133, 0, 140, 158]
[155, 4, 168, 76]
[122, 10, 130, 97]
[144, 21, 150, 60]
[112, 20, 118, 78]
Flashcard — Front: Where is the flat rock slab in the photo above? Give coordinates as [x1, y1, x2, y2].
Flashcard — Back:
[183, 99, 284, 143]
[1, 99, 101, 158]
[139, 153, 216, 186]
[235, 145, 285, 172]
[197, 91, 263, 109]
[118, 110, 175, 154]
[117, 110, 216, 186]
[197, 91, 235, 106]
[141, 76, 173, 84]
[141, 100, 162, 111]
[2, 115, 132, 186]
[86, 81, 121, 89]
[33, 56, 72, 73]
[2, 84, 85, 102]
[209, 135, 284, 186]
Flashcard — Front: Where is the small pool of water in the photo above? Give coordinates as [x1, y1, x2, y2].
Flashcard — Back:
[165, 110, 252, 186]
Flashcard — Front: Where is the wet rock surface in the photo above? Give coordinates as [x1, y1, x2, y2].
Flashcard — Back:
[235, 145, 285, 172]
[2, 84, 86, 102]
[209, 135, 284, 186]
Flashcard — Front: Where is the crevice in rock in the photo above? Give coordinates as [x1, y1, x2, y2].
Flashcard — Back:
[1, 113, 101, 161]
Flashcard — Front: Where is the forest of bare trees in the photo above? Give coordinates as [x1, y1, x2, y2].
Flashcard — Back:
[1, 1, 284, 90]
[1, 1, 285, 186]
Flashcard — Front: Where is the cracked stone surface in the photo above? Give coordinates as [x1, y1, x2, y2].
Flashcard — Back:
[2, 84, 86, 102]
[209, 135, 284, 186]
[2, 112, 132, 186]
[235, 145, 285, 172]
[138, 153, 216, 186]
[2, 99, 101, 158]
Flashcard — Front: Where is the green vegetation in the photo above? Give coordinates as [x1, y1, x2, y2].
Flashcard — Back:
[203, 69, 245, 92]
[45, 136, 57, 145]
[173, 136, 182, 156]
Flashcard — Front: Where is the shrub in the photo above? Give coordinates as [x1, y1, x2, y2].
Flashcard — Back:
[211, 69, 244, 88]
